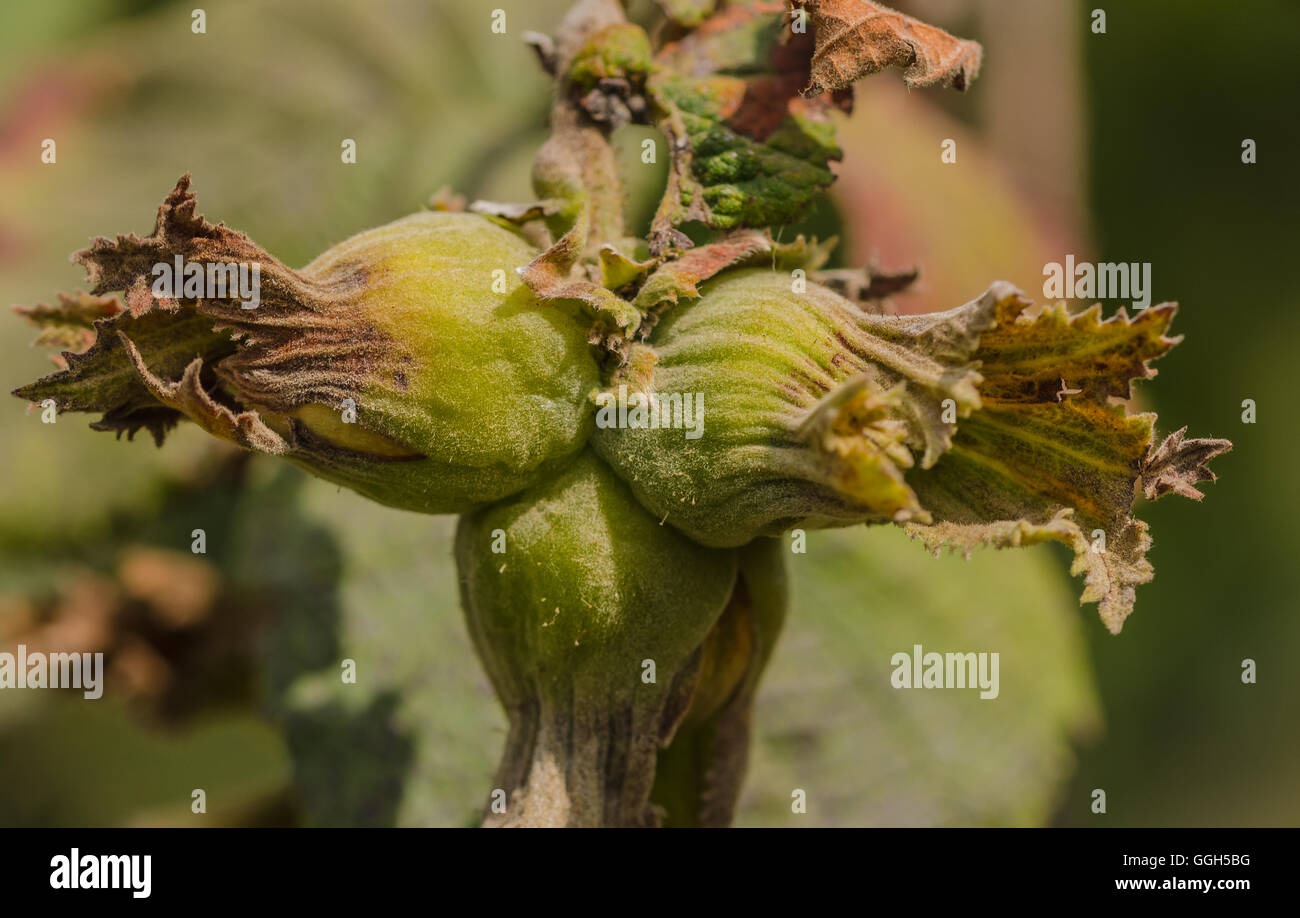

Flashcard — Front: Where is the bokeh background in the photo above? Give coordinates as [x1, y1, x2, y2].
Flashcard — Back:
[0, 0, 1294, 826]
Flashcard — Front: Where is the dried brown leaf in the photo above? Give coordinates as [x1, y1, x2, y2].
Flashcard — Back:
[795, 0, 982, 96]
[1141, 426, 1233, 501]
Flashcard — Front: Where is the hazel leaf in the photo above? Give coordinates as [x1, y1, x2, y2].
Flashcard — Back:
[648, 73, 843, 248]
[743, 524, 1099, 827]
[647, 2, 848, 251]
[795, 0, 983, 96]
[646, 0, 981, 250]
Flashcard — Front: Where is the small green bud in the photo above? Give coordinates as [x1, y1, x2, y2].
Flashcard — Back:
[566, 22, 653, 93]
[455, 449, 736, 827]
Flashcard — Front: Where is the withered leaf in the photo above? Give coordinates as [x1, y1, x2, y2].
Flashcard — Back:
[73, 177, 271, 317]
[1141, 427, 1232, 500]
[795, 0, 983, 96]
[13, 291, 123, 365]
[814, 261, 919, 311]
[633, 229, 833, 321]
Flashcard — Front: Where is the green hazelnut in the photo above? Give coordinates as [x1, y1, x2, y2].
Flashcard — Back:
[252, 209, 602, 512]
[651, 537, 789, 826]
[15, 178, 602, 514]
[455, 449, 737, 826]
[593, 267, 992, 547]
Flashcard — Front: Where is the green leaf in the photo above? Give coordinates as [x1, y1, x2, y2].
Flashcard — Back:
[648, 73, 842, 249]
[647, 2, 847, 250]
[647, 0, 982, 251]
[741, 524, 1100, 826]
[228, 464, 499, 827]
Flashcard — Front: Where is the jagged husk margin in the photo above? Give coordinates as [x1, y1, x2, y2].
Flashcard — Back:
[782, 281, 1006, 524]
[12, 175, 408, 462]
[590, 271, 1005, 546]
[901, 283, 1231, 633]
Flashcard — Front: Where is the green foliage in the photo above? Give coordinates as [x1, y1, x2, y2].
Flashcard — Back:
[745, 525, 1099, 826]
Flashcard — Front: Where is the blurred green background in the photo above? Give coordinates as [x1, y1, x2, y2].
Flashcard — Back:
[0, 0, 1293, 826]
